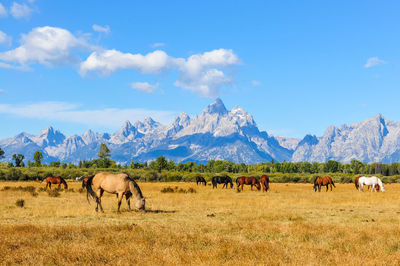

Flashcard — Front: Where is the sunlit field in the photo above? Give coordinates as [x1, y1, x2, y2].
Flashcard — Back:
[1, 181, 400, 265]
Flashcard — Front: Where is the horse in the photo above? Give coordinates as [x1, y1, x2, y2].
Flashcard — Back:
[236, 176, 261, 191]
[44, 176, 68, 190]
[196, 176, 207, 186]
[357, 176, 385, 192]
[313, 176, 335, 192]
[260, 175, 270, 192]
[355, 176, 380, 191]
[212, 175, 233, 189]
[86, 172, 145, 212]
[81, 176, 92, 189]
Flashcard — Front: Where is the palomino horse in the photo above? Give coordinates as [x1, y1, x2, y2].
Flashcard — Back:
[313, 176, 335, 192]
[236, 176, 261, 191]
[44, 176, 68, 190]
[212, 175, 233, 189]
[86, 172, 145, 212]
[260, 175, 270, 192]
[355, 176, 380, 191]
[357, 176, 385, 192]
[196, 176, 207, 186]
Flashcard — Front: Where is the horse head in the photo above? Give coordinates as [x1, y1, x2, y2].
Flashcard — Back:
[136, 198, 146, 210]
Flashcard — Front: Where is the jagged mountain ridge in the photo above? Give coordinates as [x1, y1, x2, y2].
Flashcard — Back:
[0, 99, 292, 164]
[1, 100, 400, 164]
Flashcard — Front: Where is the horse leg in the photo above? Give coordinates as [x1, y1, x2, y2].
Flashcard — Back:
[126, 194, 131, 211]
[96, 189, 104, 212]
[241, 184, 244, 191]
[117, 193, 124, 213]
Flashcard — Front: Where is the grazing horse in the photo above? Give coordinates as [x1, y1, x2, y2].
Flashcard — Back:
[196, 176, 207, 186]
[357, 176, 385, 192]
[44, 176, 68, 190]
[81, 176, 92, 189]
[260, 175, 270, 192]
[212, 175, 233, 189]
[86, 172, 145, 212]
[313, 176, 335, 192]
[355, 176, 380, 191]
[236, 176, 261, 191]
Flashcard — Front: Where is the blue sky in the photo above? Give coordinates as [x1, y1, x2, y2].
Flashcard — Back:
[0, 0, 399, 139]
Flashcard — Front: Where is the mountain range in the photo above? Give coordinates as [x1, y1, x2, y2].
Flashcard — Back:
[1, 98, 400, 164]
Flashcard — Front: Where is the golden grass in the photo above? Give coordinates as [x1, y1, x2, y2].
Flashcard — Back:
[1, 181, 400, 265]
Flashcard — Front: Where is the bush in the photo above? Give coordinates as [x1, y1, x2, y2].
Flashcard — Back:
[15, 199, 25, 207]
[160, 186, 175, 193]
[47, 190, 60, 197]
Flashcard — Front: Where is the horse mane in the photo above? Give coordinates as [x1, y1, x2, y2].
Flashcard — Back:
[126, 175, 144, 199]
[313, 176, 319, 184]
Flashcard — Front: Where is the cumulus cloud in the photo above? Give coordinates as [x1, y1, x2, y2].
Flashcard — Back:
[80, 48, 240, 97]
[364, 57, 386, 68]
[0, 3, 7, 17]
[0, 30, 11, 46]
[10, 2, 33, 19]
[0, 101, 177, 127]
[131, 82, 159, 94]
[0, 26, 90, 67]
[80, 49, 173, 76]
[92, 24, 110, 35]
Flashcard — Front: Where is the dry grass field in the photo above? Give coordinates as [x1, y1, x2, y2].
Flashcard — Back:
[1, 181, 400, 265]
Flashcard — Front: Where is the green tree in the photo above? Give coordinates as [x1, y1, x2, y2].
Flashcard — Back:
[12, 154, 25, 167]
[97, 143, 111, 168]
[33, 151, 43, 167]
[155, 156, 168, 173]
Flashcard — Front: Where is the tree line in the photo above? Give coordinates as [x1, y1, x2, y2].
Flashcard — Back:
[1, 145, 400, 176]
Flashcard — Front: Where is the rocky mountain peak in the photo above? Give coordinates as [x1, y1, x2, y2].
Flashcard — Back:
[202, 98, 227, 115]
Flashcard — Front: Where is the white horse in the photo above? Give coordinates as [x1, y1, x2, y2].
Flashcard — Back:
[358, 176, 385, 192]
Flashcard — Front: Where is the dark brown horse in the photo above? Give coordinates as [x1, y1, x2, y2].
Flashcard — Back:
[196, 176, 206, 186]
[44, 176, 68, 190]
[81, 176, 92, 189]
[313, 176, 335, 192]
[355, 176, 380, 191]
[236, 176, 261, 191]
[260, 175, 270, 192]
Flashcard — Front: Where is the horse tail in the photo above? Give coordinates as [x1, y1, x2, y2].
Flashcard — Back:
[82, 179, 86, 189]
[86, 175, 96, 204]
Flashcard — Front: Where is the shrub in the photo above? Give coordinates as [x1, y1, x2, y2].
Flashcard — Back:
[160, 186, 175, 193]
[47, 190, 60, 197]
[15, 199, 25, 208]
[31, 191, 38, 197]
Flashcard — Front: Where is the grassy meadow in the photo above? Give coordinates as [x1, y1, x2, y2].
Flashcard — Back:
[1, 181, 400, 265]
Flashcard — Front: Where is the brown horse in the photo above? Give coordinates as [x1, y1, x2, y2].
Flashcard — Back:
[236, 176, 261, 191]
[355, 176, 380, 191]
[196, 176, 206, 186]
[86, 172, 145, 212]
[313, 176, 335, 192]
[260, 175, 270, 192]
[44, 176, 68, 190]
[81, 176, 92, 189]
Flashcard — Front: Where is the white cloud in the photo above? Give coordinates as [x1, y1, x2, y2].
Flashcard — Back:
[0, 30, 11, 46]
[131, 82, 159, 94]
[92, 24, 110, 35]
[364, 57, 386, 68]
[0, 3, 7, 17]
[151, 42, 165, 48]
[80, 48, 240, 97]
[0, 26, 90, 67]
[80, 49, 173, 76]
[10, 2, 33, 19]
[0, 101, 177, 127]
[251, 80, 260, 86]
[0, 89, 5, 94]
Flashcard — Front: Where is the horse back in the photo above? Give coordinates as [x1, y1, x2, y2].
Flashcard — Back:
[93, 172, 130, 193]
